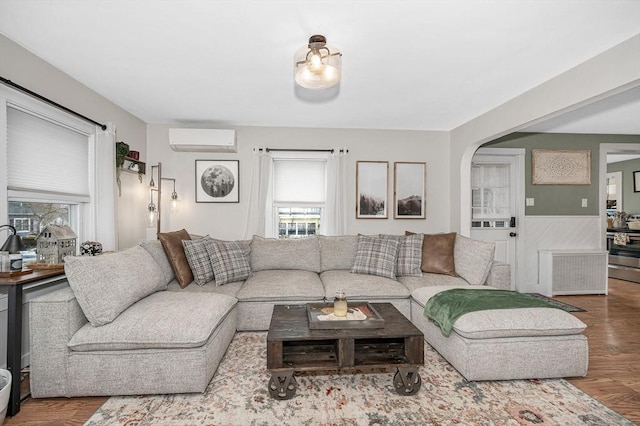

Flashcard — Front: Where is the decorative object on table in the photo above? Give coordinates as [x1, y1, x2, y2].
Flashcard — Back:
[0, 224, 26, 253]
[0, 369, 11, 425]
[306, 302, 385, 329]
[356, 161, 388, 218]
[531, 149, 591, 185]
[195, 160, 239, 203]
[613, 211, 628, 228]
[80, 241, 103, 256]
[333, 290, 347, 317]
[115, 141, 130, 196]
[634, 171, 640, 192]
[394, 162, 426, 219]
[24, 262, 65, 270]
[36, 224, 77, 263]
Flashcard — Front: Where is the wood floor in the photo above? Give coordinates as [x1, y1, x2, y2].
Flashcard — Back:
[5, 279, 639, 425]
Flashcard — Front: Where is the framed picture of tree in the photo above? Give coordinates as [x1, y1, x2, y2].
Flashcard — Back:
[356, 161, 388, 219]
[394, 162, 426, 219]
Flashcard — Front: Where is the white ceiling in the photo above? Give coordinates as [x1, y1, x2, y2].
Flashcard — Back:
[1, 0, 639, 133]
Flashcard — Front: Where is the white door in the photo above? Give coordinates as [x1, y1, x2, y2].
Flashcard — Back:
[470, 149, 525, 290]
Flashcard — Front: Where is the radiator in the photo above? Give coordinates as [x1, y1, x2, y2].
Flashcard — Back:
[538, 249, 608, 296]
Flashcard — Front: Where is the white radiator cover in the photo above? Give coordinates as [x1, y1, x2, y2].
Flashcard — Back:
[538, 249, 608, 296]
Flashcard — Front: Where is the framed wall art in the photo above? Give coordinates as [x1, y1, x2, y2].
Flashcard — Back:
[195, 160, 239, 203]
[394, 162, 426, 219]
[356, 161, 388, 218]
[531, 149, 591, 185]
[634, 171, 640, 193]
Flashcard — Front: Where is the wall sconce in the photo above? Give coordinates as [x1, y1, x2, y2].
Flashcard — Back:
[0, 224, 26, 253]
[294, 34, 342, 89]
[146, 163, 179, 234]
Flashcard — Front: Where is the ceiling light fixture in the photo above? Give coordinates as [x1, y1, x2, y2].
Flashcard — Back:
[294, 34, 342, 90]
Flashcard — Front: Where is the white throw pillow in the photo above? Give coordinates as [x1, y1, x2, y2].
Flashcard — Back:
[454, 234, 495, 285]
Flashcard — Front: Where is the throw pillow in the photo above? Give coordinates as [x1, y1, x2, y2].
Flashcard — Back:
[351, 234, 400, 280]
[454, 234, 495, 285]
[158, 229, 193, 288]
[406, 231, 457, 276]
[64, 245, 166, 326]
[250, 235, 321, 272]
[319, 235, 359, 271]
[206, 240, 252, 285]
[139, 239, 175, 284]
[379, 234, 423, 277]
[182, 236, 215, 286]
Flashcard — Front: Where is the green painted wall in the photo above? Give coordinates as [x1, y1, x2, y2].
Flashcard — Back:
[484, 133, 640, 215]
[608, 158, 640, 215]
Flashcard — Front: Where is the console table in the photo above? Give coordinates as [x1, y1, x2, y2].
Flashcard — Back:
[0, 269, 66, 417]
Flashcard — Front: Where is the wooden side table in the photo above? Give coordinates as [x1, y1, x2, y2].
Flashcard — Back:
[0, 269, 66, 417]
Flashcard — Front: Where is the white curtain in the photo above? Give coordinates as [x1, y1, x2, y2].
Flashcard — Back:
[92, 122, 118, 250]
[323, 148, 348, 235]
[243, 148, 274, 238]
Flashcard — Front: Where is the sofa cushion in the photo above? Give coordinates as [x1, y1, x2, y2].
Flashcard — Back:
[411, 285, 493, 307]
[351, 235, 400, 280]
[68, 291, 237, 351]
[250, 235, 321, 272]
[167, 280, 243, 298]
[182, 236, 215, 286]
[379, 233, 423, 277]
[319, 235, 358, 271]
[158, 229, 193, 288]
[140, 239, 175, 284]
[64, 245, 167, 326]
[398, 273, 471, 292]
[206, 240, 252, 285]
[454, 234, 495, 285]
[236, 270, 325, 302]
[422, 232, 457, 276]
[320, 270, 410, 300]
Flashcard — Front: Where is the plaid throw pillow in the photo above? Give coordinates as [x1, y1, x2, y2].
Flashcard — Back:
[182, 237, 214, 286]
[379, 233, 423, 277]
[351, 235, 400, 280]
[206, 240, 252, 286]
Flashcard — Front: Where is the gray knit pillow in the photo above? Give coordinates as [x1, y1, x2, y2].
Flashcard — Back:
[182, 236, 214, 286]
[206, 240, 251, 286]
[351, 235, 400, 280]
[379, 233, 423, 277]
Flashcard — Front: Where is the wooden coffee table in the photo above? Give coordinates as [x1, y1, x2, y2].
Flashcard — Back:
[266, 302, 424, 399]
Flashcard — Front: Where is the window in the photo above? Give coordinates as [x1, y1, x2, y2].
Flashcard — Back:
[273, 157, 326, 238]
[471, 163, 510, 228]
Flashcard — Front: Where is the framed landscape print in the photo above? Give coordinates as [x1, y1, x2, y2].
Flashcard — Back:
[394, 162, 426, 219]
[356, 161, 388, 218]
[531, 149, 591, 185]
[634, 171, 640, 192]
[195, 160, 239, 203]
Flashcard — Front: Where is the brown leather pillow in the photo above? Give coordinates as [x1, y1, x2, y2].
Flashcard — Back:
[406, 231, 457, 276]
[158, 229, 193, 288]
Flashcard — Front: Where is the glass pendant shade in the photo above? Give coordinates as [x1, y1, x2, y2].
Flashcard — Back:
[169, 191, 180, 213]
[294, 35, 342, 89]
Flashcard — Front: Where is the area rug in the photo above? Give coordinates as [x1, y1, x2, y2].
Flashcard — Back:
[86, 332, 631, 426]
[525, 293, 587, 312]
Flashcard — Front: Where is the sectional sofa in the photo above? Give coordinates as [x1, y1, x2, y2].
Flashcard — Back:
[28, 231, 588, 398]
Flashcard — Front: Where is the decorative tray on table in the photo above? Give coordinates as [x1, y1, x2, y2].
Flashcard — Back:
[306, 302, 385, 329]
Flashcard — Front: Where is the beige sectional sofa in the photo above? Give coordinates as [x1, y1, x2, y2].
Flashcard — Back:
[28, 232, 587, 398]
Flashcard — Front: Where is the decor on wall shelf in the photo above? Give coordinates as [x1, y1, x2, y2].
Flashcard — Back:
[356, 161, 388, 219]
[195, 160, 240, 203]
[294, 34, 342, 90]
[147, 163, 180, 234]
[532, 149, 591, 185]
[115, 141, 130, 196]
[394, 162, 426, 219]
[634, 171, 640, 192]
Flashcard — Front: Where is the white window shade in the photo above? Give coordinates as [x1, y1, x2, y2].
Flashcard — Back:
[7, 106, 90, 200]
[273, 159, 326, 204]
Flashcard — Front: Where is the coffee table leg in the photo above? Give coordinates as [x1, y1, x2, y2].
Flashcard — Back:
[268, 371, 297, 400]
[393, 367, 422, 395]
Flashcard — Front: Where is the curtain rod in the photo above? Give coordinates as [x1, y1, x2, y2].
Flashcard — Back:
[0, 76, 107, 130]
[259, 148, 348, 153]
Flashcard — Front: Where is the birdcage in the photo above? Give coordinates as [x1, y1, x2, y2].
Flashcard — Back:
[36, 224, 77, 263]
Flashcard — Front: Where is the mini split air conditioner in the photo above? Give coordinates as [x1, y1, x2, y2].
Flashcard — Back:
[169, 128, 237, 152]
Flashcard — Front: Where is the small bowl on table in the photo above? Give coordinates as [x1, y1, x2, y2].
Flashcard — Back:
[628, 221, 640, 230]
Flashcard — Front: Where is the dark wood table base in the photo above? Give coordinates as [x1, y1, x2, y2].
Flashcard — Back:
[266, 303, 424, 399]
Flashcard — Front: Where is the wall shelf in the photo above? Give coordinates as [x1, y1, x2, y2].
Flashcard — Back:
[121, 156, 146, 175]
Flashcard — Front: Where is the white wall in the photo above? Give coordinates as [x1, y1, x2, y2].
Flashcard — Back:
[147, 125, 450, 240]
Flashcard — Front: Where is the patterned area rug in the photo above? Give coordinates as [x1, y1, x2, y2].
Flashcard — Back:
[86, 332, 630, 426]
[525, 293, 587, 312]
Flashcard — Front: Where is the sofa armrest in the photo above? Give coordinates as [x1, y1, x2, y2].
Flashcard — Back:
[485, 261, 511, 290]
[29, 286, 87, 398]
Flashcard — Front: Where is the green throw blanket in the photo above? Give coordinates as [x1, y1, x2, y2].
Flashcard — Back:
[423, 289, 562, 336]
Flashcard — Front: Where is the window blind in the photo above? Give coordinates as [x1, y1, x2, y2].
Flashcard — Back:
[273, 159, 326, 204]
[7, 106, 90, 201]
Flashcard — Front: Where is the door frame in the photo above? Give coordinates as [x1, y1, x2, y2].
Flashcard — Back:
[473, 147, 526, 290]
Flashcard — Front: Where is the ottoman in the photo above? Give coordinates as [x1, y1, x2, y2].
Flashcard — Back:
[410, 286, 589, 381]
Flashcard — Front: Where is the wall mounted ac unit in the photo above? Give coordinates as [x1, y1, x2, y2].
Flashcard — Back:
[538, 249, 608, 296]
[169, 128, 237, 152]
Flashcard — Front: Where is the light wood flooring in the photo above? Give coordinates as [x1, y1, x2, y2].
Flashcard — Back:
[5, 278, 639, 425]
